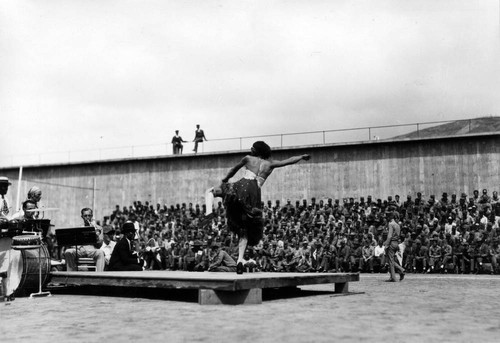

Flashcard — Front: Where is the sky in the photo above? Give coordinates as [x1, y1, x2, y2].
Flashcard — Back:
[1, 0, 499, 166]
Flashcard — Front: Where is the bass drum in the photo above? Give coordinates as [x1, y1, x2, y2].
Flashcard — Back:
[4, 243, 51, 297]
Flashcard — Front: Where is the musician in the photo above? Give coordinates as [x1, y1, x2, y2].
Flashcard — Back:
[9, 187, 42, 220]
[10, 199, 37, 221]
[0, 177, 13, 281]
[27, 186, 42, 218]
[63, 208, 105, 272]
[27, 186, 42, 203]
[108, 222, 143, 271]
[0, 176, 12, 219]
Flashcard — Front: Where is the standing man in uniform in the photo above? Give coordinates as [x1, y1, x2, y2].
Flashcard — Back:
[384, 212, 405, 282]
[192, 124, 207, 153]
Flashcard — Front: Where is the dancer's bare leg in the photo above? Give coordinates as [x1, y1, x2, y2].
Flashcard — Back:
[238, 237, 248, 264]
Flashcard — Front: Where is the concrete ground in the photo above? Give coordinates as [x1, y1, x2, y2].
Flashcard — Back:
[1, 273, 500, 343]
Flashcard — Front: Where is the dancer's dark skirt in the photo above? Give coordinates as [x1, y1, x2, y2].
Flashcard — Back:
[221, 179, 264, 246]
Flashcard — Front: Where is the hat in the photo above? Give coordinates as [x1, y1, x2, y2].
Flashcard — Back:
[103, 226, 115, 235]
[211, 242, 221, 249]
[193, 240, 203, 246]
[0, 177, 11, 185]
[122, 222, 136, 234]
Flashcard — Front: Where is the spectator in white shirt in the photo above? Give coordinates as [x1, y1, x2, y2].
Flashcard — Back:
[374, 239, 386, 269]
[100, 226, 116, 268]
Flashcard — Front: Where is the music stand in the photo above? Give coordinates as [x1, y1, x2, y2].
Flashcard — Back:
[55, 227, 97, 270]
[22, 219, 51, 239]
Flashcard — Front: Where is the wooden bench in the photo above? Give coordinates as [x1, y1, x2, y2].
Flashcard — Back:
[49, 271, 360, 305]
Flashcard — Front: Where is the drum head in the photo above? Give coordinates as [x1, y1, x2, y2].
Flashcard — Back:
[12, 235, 41, 245]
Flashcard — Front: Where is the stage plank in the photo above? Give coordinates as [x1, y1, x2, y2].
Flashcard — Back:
[49, 271, 359, 305]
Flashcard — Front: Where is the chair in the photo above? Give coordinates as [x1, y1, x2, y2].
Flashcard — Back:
[77, 257, 96, 271]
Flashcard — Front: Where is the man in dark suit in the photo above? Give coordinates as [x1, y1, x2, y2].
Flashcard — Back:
[108, 222, 142, 271]
[192, 124, 207, 153]
[171, 130, 187, 155]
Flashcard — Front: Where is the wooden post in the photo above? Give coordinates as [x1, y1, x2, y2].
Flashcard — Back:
[15, 166, 23, 212]
[334, 282, 349, 293]
[92, 178, 96, 216]
[198, 288, 262, 305]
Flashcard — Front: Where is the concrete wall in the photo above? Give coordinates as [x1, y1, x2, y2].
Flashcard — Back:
[1, 133, 498, 227]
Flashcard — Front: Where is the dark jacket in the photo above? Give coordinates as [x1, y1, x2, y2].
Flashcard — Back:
[108, 237, 142, 271]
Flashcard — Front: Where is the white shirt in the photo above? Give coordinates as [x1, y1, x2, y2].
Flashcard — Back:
[444, 222, 456, 235]
[100, 240, 116, 263]
[1, 196, 12, 219]
[374, 245, 385, 257]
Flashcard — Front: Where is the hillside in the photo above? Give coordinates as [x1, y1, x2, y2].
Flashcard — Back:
[393, 116, 500, 139]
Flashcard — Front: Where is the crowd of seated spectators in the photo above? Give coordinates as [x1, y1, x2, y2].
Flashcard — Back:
[100, 189, 500, 274]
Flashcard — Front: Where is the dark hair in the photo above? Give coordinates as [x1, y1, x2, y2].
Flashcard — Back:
[22, 199, 37, 210]
[81, 207, 93, 216]
[252, 141, 271, 159]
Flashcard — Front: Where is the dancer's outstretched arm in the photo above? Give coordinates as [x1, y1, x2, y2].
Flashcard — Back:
[269, 154, 310, 169]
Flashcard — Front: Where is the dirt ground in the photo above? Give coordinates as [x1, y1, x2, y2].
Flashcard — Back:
[1, 273, 500, 343]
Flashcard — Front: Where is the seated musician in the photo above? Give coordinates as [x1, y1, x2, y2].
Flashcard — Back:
[10, 199, 37, 221]
[9, 187, 43, 220]
[11, 198, 58, 258]
[63, 208, 105, 272]
[108, 222, 143, 271]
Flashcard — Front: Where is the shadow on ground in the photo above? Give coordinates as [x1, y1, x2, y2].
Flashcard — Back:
[47, 284, 362, 303]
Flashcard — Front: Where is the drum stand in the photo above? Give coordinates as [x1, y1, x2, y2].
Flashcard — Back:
[29, 242, 51, 298]
[29, 231, 51, 298]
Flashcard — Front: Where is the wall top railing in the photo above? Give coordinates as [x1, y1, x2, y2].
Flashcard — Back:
[0, 118, 492, 168]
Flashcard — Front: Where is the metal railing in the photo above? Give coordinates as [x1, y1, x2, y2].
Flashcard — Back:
[0, 118, 481, 168]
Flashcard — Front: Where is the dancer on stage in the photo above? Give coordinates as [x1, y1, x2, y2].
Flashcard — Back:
[217, 141, 310, 274]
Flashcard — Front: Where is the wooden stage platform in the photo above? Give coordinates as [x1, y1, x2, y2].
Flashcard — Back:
[49, 271, 359, 305]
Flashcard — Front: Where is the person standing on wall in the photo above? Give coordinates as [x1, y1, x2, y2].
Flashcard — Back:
[192, 124, 207, 153]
